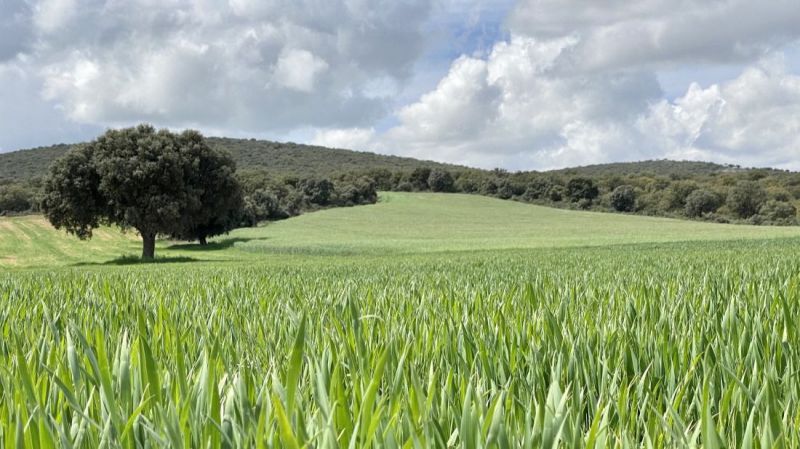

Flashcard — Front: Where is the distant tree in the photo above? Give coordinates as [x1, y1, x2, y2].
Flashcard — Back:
[395, 181, 413, 192]
[684, 189, 722, 217]
[522, 178, 553, 201]
[0, 184, 34, 214]
[663, 180, 699, 211]
[42, 125, 244, 259]
[300, 178, 335, 205]
[727, 181, 767, 218]
[454, 173, 481, 193]
[566, 177, 599, 202]
[408, 167, 432, 191]
[243, 188, 282, 225]
[610, 185, 636, 212]
[336, 176, 378, 206]
[759, 200, 797, 223]
[427, 169, 455, 192]
[495, 179, 516, 200]
[547, 185, 566, 202]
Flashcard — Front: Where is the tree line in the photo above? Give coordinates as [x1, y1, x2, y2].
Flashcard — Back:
[351, 166, 800, 225]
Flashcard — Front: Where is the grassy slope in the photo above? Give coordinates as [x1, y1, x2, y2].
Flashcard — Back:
[3, 192, 800, 269]
[234, 192, 800, 254]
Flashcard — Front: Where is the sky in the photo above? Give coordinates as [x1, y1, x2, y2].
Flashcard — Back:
[1, 0, 800, 170]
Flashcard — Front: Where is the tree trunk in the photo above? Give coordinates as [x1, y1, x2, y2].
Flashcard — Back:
[199, 236, 208, 246]
[142, 233, 156, 260]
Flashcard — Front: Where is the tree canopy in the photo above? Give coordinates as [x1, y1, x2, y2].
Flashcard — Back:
[42, 125, 243, 259]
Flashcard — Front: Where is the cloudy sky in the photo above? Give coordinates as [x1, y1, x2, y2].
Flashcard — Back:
[1, 0, 800, 170]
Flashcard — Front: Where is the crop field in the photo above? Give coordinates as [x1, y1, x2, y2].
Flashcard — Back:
[2, 193, 800, 447]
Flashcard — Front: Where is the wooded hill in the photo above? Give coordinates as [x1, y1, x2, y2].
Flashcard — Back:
[2, 136, 800, 227]
[0, 138, 463, 183]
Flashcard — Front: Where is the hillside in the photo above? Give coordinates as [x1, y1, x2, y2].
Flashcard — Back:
[2, 137, 788, 184]
[4, 192, 800, 268]
[0, 137, 462, 182]
[549, 159, 746, 177]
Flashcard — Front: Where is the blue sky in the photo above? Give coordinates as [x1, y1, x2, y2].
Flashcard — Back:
[1, 0, 800, 170]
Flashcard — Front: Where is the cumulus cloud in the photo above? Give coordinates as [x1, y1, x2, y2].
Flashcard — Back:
[2, 0, 800, 170]
[641, 57, 800, 169]
[327, 33, 800, 170]
[2, 0, 433, 138]
[312, 127, 376, 150]
[509, 0, 800, 71]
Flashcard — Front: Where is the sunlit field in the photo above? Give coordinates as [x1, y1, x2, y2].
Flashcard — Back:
[2, 193, 800, 447]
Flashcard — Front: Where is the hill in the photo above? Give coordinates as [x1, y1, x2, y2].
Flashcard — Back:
[4, 192, 799, 268]
[0, 138, 462, 182]
[548, 159, 747, 177]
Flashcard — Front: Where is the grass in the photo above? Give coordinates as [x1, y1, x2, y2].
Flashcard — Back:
[2, 192, 800, 447]
[3, 192, 800, 268]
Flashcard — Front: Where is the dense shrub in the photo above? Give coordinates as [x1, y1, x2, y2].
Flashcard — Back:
[663, 181, 699, 211]
[408, 167, 432, 191]
[684, 189, 722, 217]
[727, 181, 767, 218]
[759, 200, 797, 224]
[427, 169, 455, 192]
[610, 185, 636, 212]
[0, 184, 34, 214]
[566, 177, 599, 202]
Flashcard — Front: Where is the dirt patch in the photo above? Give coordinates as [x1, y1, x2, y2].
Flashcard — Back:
[0, 256, 18, 266]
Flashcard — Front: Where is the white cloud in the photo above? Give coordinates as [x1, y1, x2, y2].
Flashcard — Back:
[641, 57, 800, 168]
[333, 34, 800, 170]
[5, 0, 433, 138]
[272, 48, 329, 92]
[509, 0, 800, 71]
[312, 127, 376, 150]
[2, 0, 800, 171]
[33, 0, 77, 33]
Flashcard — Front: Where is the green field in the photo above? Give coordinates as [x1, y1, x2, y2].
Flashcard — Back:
[3, 192, 800, 268]
[2, 193, 800, 447]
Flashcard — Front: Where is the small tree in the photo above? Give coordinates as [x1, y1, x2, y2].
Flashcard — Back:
[663, 180, 699, 211]
[566, 177, 599, 202]
[727, 181, 767, 219]
[684, 189, 721, 217]
[759, 200, 797, 223]
[427, 169, 455, 192]
[610, 185, 636, 212]
[0, 184, 34, 214]
[301, 178, 335, 205]
[408, 167, 432, 191]
[42, 125, 243, 259]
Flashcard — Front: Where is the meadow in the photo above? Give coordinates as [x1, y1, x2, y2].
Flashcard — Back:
[2, 193, 800, 447]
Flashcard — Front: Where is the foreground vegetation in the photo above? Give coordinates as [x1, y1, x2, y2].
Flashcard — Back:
[2, 237, 800, 447]
[2, 193, 800, 446]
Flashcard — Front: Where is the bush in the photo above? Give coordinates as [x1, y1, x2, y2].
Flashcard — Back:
[396, 181, 413, 192]
[408, 167, 431, 191]
[727, 181, 767, 218]
[547, 185, 566, 202]
[427, 169, 455, 192]
[566, 177, 599, 202]
[0, 184, 34, 214]
[759, 200, 797, 224]
[684, 189, 722, 217]
[662, 180, 699, 211]
[522, 178, 552, 201]
[610, 185, 636, 212]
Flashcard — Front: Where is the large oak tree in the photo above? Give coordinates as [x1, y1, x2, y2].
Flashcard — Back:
[42, 125, 243, 259]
